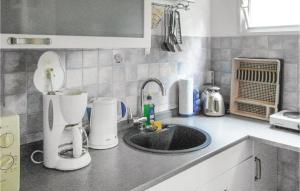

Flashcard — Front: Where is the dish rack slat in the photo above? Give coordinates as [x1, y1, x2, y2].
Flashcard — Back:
[230, 58, 282, 121]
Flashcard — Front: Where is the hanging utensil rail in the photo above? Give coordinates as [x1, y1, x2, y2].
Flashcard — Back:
[152, 0, 194, 11]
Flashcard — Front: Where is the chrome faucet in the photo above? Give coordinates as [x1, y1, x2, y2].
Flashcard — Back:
[139, 78, 166, 117]
[127, 78, 166, 131]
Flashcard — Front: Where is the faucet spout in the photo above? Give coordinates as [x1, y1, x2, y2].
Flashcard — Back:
[139, 78, 166, 117]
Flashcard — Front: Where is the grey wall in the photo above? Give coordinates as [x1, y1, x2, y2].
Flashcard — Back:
[0, 36, 211, 144]
[211, 34, 300, 111]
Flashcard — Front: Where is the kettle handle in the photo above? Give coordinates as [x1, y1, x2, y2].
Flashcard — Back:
[208, 94, 221, 113]
[207, 95, 214, 112]
[214, 99, 220, 112]
[117, 101, 127, 121]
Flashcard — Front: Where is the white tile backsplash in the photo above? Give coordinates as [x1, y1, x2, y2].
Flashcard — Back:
[220, 37, 232, 49]
[268, 35, 283, 50]
[83, 67, 98, 85]
[211, 34, 300, 111]
[83, 50, 98, 68]
[4, 72, 26, 95]
[66, 50, 83, 69]
[125, 64, 138, 82]
[66, 69, 82, 88]
[284, 64, 298, 79]
[98, 66, 113, 84]
[255, 36, 269, 49]
[126, 82, 139, 96]
[3, 51, 26, 73]
[83, 84, 98, 99]
[4, 93, 27, 114]
[125, 95, 138, 116]
[112, 66, 125, 83]
[137, 64, 149, 80]
[282, 35, 298, 50]
[159, 62, 171, 77]
[7, 35, 299, 145]
[268, 50, 284, 58]
[98, 83, 113, 97]
[112, 83, 126, 100]
[282, 91, 298, 111]
[99, 49, 113, 66]
[148, 63, 160, 78]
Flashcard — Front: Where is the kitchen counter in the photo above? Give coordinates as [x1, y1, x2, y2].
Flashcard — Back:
[20, 115, 300, 191]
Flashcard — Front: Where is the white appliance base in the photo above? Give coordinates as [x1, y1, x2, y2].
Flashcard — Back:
[270, 110, 300, 131]
[44, 152, 91, 171]
[89, 139, 119, 150]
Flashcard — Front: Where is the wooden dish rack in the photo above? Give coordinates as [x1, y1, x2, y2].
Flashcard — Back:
[230, 58, 282, 121]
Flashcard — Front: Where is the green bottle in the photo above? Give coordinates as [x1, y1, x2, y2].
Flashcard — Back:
[144, 95, 155, 126]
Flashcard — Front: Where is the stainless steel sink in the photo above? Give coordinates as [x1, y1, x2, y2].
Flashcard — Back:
[123, 124, 211, 154]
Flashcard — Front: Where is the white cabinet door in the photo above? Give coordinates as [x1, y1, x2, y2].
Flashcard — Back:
[199, 171, 228, 191]
[1, 0, 151, 49]
[198, 157, 254, 191]
[147, 140, 252, 191]
[147, 140, 277, 191]
[227, 157, 254, 191]
[253, 141, 277, 191]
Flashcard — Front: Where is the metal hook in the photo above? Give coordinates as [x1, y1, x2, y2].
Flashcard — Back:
[176, 3, 185, 10]
[151, 1, 192, 11]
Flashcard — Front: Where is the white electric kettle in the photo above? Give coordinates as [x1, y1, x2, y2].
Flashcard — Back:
[202, 86, 225, 117]
[88, 98, 127, 149]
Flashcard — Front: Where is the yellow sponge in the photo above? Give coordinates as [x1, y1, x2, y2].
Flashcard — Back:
[151, 121, 163, 131]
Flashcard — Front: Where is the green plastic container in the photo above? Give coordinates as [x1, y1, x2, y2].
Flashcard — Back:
[144, 95, 155, 126]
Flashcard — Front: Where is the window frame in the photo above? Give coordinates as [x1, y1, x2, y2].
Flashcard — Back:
[240, 0, 300, 33]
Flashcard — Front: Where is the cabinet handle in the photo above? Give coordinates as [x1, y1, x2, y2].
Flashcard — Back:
[255, 157, 262, 181]
[7, 37, 51, 45]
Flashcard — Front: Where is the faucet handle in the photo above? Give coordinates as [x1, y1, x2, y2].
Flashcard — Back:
[127, 106, 148, 130]
[133, 117, 147, 130]
[127, 107, 146, 123]
[133, 117, 147, 124]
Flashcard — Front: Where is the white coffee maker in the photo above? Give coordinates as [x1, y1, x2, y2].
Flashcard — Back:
[33, 51, 91, 170]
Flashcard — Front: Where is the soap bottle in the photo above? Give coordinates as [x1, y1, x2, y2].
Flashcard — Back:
[144, 95, 155, 126]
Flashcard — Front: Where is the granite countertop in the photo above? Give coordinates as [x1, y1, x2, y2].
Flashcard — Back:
[20, 115, 300, 191]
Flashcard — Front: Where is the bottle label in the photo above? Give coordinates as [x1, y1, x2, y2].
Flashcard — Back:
[150, 105, 155, 121]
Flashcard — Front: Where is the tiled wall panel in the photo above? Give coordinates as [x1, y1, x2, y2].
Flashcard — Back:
[211, 34, 300, 191]
[211, 34, 299, 111]
[1, 33, 300, 191]
[0, 36, 211, 144]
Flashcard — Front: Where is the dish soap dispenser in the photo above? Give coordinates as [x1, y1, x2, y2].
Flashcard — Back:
[144, 94, 155, 126]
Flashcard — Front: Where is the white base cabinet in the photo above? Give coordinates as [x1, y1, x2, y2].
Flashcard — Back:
[147, 140, 253, 191]
[200, 157, 254, 191]
[147, 140, 278, 191]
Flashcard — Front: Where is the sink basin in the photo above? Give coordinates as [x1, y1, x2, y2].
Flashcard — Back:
[123, 124, 211, 154]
